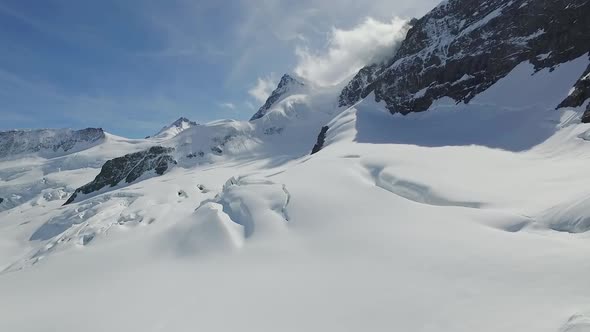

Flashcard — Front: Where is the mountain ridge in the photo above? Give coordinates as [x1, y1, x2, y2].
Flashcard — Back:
[339, 0, 590, 116]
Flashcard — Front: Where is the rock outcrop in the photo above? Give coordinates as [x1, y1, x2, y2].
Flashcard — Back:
[311, 126, 329, 155]
[64, 146, 176, 205]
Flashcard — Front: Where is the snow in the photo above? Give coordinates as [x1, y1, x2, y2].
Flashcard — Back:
[1, 54, 590, 331]
[153, 117, 198, 140]
[458, 4, 506, 38]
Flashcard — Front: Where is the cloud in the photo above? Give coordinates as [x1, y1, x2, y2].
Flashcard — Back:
[248, 74, 278, 103]
[219, 102, 236, 110]
[244, 101, 256, 110]
[294, 17, 409, 87]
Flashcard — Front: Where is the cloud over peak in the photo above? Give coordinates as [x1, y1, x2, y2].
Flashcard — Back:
[248, 73, 278, 103]
[294, 17, 409, 87]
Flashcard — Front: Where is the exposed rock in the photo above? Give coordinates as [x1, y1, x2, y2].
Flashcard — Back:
[250, 74, 305, 121]
[263, 127, 284, 135]
[339, 0, 590, 115]
[582, 104, 590, 124]
[0, 197, 3, 204]
[559, 63, 590, 110]
[0, 128, 105, 158]
[210, 146, 223, 155]
[311, 126, 329, 155]
[64, 146, 176, 205]
[186, 151, 205, 159]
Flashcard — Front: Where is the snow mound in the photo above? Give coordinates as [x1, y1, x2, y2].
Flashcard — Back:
[200, 176, 290, 239]
[169, 203, 244, 257]
[537, 194, 590, 233]
[562, 313, 590, 332]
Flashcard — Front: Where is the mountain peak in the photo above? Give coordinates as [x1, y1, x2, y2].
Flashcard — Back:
[171, 117, 196, 127]
[154, 117, 198, 139]
[250, 74, 305, 121]
[277, 74, 301, 88]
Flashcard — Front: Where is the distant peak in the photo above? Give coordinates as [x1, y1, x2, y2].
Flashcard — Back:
[170, 117, 197, 127]
[249, 74, 305, 121]
[154, 117, 198, 139]
[278, 74, 304, 88]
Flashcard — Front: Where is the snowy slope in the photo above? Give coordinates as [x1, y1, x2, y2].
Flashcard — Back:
[1, 1, 590, 331]
[1, 51, 590, 332]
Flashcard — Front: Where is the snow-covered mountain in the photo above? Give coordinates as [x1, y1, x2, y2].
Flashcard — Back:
[0, 128, 105, 159]
[1, 1, 590, 331]
[153, 117, 199, 139]
[250, 74, 306, 121]
[340, 0, 590, 116]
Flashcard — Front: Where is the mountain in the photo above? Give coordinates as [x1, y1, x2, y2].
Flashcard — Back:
[153, 117, 198, 139]
[2, 1, 590, 331]
[0, 128, 105, 159]
[340, 0, 590, 116]
[249, 74, 306, 121]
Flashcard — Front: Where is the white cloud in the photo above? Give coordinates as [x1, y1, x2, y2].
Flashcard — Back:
[294, 17, 409, 87]
[248, 74, 278, 103]
[219, 102, 236, 110]
[244, 101, 256, 110]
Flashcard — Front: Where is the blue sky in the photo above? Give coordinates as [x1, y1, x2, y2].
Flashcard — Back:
[0, 0, 438, 137]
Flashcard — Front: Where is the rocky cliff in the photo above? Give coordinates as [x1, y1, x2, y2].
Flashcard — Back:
[64, 146, 176, 205]
[339, 0, 590, 116]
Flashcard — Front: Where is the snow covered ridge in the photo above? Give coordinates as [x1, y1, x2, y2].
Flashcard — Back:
[339, 0, 590, 116]
[153, 117, 198, 139]
[0, 128, 105, 159]
[250, 74, 305, 121]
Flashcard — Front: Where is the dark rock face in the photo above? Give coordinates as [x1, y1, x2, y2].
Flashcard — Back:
[311, 126, 329, 155]
[582, 106, 590, 124]
[64, 146, 176, 205]
[171, 117, 197, 127]
[339, 0, 590, 115]
[559, 63, 590, 123]
[559, 64, 590, 109]
[0, 128, 105, 158]
[0, 197, 3, 204]
[250, 74, 304, 121]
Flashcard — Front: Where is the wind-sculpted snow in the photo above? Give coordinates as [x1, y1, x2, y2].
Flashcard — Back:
[170, 203, 245, 256]
[197, 176, 290, 239]
[0, 128, 105, 159]
[561, 313, 590, 332]
[536, 195, 590, 234]
[366, 164, 482, 209]
[4, 192, 141, 273]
